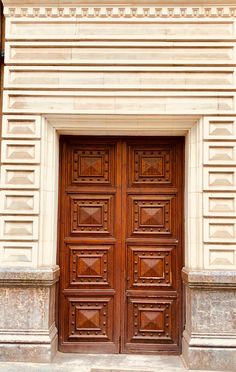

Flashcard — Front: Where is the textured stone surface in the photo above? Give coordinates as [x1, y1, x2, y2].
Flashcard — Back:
[191, 289, 236, 334]
[182, 268, 236, 371]
[0, 266, 59, 362]
[0, 286, 50, 329]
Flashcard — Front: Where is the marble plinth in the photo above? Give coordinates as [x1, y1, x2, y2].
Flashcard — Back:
[182, 268, 236, 371]
[0, 266, 60, 362]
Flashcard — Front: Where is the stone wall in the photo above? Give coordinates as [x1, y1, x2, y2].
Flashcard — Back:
[1, 2, 236, 270]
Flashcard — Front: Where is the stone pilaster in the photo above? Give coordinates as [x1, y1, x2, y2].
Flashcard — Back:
[0, 265, 60, 362]
[182, 268, 236, 371]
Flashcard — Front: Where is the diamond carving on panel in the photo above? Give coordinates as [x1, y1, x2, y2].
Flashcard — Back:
[80, 257, 101, 275]
[71, 196, 113, 235]
[128, 299, 173, 342]
[79, 206, 103, 226]
[141, 157, 164, 176]
[141, 258, 162, 276]
[72, 148, 112, 184]
[128, 246, 173, 287]
[140, 206, 164, 226]
[68, 297, 113, 341]
[140, 310, 164, 331]
[131, 148, 172, 185]
[69, 245, 112, 286]
[77, 309, 100, 329]
[129, 196, 174, 235]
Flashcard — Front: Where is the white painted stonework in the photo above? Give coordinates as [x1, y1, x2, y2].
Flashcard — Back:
[0, 0, 236, 369]
[1, 1, 236, 270]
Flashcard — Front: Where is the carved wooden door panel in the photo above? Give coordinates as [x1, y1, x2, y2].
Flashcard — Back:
[120, 138, 184, 353]
[59, 137, 122, 353]
[59, 136, 184, 354]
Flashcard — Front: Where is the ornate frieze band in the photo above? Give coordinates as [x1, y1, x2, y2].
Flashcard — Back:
[4, 7, 236, 18]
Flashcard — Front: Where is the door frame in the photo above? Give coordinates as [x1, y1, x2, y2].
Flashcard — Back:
[57, 135, 185, 353]
[36, 114, 203, 354]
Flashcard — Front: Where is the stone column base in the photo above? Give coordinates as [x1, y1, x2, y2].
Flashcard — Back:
[0, 266, 60, 362]
[181, 268, 236, 371]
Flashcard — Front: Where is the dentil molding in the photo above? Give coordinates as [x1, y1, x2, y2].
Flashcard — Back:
[3, 5, 236, 18]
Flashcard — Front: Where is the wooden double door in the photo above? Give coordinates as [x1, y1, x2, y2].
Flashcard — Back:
[58, 136, 184, 354]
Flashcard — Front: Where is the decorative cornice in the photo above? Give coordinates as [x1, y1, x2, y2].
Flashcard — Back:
[3, 6, 236, 18]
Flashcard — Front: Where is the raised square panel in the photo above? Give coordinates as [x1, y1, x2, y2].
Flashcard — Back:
[67, 297, 113, 341]
[72, 146, 114, 185]
[203, 193, 236, 217]
[129, 195, 175, 237]
[127, 298, 174, 343]
[204, 244, 236, 269]
[129, 146, 172, 185]
[0, 242, 37, 266]
[204, 218, 236, 243]
[203, 117, 236, 140]
[0, 165, 40, 189]
[1, 140, 40, 164]
[203, 142, 236, 165]
[0, 190, 39, 214]
[69, 245, 113, 287]
[1, 115, 41, 138]
[203, 167, 236, 191]
[70, 195, 114, 235]
[0, 216, 39, 240]
[128, 246, 175, 288]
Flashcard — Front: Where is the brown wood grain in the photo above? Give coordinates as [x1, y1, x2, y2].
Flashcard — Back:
[58, 136, 184, 354]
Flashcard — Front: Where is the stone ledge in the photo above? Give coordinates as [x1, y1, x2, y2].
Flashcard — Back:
[0, 265, 60, 286]
[0, 323, 57, 344]
[3, 0, 236, 6]
[182, 267, 236, 289]
[183, 330, 236, 348]
[182, 335, 236, 371]
[0, 334, 58, 363]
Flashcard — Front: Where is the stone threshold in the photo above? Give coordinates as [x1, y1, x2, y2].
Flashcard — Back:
[0, 354, 224, 372]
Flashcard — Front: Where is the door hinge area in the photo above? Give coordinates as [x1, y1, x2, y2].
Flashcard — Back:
[0, 50, 4, 62]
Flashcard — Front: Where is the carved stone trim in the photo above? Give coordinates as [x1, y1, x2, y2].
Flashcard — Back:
[0, 265, 60, 286]
[3, 6, 236, 18]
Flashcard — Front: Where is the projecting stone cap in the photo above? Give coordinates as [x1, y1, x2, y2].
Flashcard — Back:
[0, 265, 60, 286]
[182, 267, 236, 289]
[2, 0, 236, 5]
